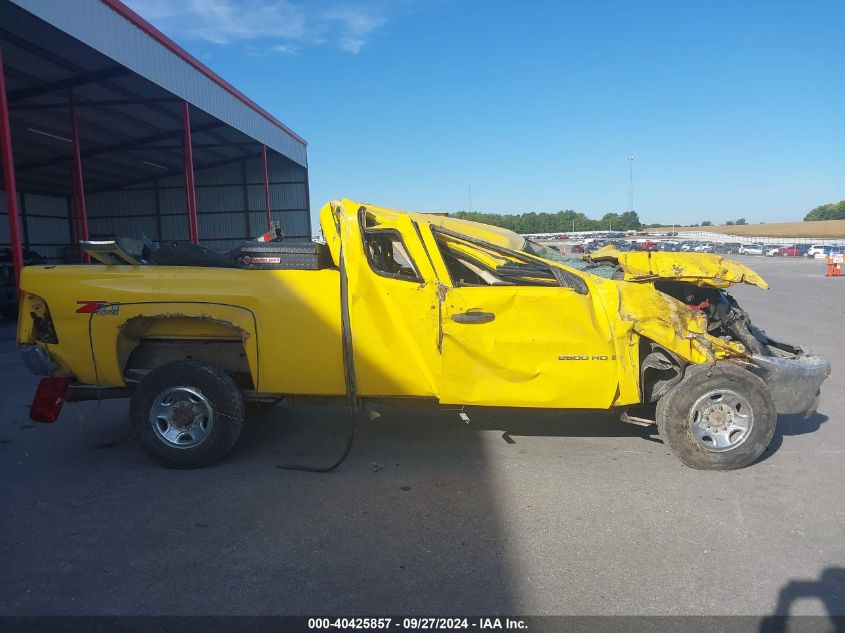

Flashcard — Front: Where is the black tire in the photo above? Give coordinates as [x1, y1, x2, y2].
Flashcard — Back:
[130, 361, 245, 469]
[656, 362, 776, 470]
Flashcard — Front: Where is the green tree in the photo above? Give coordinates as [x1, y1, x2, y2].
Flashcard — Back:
[735, 218, 747, 225]
[452, 208, 642, 233]
[805, 200, 845, 221]
[701, 220, 712, 226]
[600, 212, 621, 230]
[618, 211, 642, 230]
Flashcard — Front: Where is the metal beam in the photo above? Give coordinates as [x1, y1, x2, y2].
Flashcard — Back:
[240, 159, 250, 238]
[7, 67, 131, 102]
[0, 39, 235, 165]
[85, 152, 264, 194]
[16, 121, 227, 172]
[8, 97, 181, 111]
[0, 48, 24, 291]
[261, 144, 271, 230]
[69, 96, 89, 263]
[0, 27, 268, 166]
[183, 102, 198, 244]
[109, 142, 263, 150]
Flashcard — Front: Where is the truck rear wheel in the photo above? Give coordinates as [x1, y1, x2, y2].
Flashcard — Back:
[130, 361, 245, 469]
[656, 362, 776, 470]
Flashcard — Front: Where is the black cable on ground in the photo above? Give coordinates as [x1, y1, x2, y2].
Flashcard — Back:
[278, 205, 360, 474]
[276, 410, 358, 473]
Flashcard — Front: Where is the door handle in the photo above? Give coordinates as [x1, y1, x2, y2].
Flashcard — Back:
[451, 310, 495, 324]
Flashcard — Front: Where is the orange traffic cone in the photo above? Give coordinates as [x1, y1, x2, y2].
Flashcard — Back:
[826, 256, 834, 277]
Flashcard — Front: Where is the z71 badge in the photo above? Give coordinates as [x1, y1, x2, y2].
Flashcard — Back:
[76, 301, 119, 315]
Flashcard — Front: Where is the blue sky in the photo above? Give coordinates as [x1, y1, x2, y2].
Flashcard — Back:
[125, 0, 843, 226]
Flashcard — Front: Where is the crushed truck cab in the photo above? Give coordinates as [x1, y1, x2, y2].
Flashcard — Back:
[17, 199, 830, 470]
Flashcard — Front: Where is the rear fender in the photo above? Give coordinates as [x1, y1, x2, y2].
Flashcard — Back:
[87, 302, 259, 388]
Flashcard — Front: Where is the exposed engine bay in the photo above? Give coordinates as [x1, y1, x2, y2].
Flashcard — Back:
[655, 281, 782, 357]
[649, 279, 829, 416]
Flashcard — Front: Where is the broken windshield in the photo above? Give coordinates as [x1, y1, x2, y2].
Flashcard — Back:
[522, 240, 592, 269]
[522, 240, 616, 279]
[431, 228, 589, 293]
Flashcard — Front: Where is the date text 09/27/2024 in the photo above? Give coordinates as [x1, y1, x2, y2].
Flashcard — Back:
[307, 617, 527, 630]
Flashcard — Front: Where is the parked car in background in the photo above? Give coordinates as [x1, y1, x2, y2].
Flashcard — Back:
[775, 245, 802, 257]
[716, 242, 742, 254]
[584, 241, 607, 253]
[639, 239, 658, 251]
[608, 240, 634, 252]
[806, 244, 830, 258]
[814, 246, 845, 260]
[739, 243, 764, 255]
[659, 241, 681, 252]
[694, 242, 715, 253]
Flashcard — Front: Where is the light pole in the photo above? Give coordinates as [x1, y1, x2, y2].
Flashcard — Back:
[626, 155, 634, 214]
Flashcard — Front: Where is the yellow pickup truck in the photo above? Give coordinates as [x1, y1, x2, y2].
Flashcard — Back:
[17, 199, 829, 470]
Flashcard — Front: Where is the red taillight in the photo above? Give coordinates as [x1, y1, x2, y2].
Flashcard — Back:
[30, 377, 70, 423]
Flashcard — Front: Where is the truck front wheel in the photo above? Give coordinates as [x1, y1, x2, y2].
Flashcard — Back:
[130, 361, 245, 468]
[656, 362, 776, 470]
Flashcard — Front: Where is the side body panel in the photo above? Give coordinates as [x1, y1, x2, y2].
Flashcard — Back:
[335, 204, 442, 397]
[440, 285, 621, 408]
[19, 266, 346, 395]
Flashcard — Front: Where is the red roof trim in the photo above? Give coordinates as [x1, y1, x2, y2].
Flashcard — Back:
[99, 0, 308, 146]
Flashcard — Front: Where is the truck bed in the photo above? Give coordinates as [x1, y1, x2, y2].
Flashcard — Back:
[18, 265, 347, 397]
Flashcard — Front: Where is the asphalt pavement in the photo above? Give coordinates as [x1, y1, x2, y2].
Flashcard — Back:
[0, 255, 842, 617]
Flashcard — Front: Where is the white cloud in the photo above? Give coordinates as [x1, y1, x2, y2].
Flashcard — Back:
[270, 43, 300, 55]
[324, 8, 386, 53]
[125, 0, 392, 54]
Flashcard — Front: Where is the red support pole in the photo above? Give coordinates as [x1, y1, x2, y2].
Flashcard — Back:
[182, 101, 199, 244]
[261, 144, 271, 230]
[0, 48, 24, 291]
[69, 97, 90, 263]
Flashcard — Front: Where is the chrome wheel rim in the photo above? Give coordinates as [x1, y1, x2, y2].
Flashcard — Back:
[150, 386, 214, 449]
[689, 389, 754, 452]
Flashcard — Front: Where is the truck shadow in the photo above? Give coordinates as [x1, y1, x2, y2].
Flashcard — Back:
[464, 407, 657, 440]
[759, 566, 845, 631]
[212, 403, 524, 614]
[241, 404, 658, 462]
[0, 396, 524, 615]
[754, 412, 829, 465]
[243, 405, 831, 465]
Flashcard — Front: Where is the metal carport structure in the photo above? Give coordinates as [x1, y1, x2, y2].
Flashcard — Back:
[0, 0, 310, 297]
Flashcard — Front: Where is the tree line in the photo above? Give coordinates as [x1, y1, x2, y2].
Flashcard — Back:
[452, 209, 642, 233]
[449, 197, 844, 233]
[805, 200, 845, 221]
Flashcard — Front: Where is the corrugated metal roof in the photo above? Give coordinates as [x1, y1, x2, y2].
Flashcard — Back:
[9, 0, 308, 167]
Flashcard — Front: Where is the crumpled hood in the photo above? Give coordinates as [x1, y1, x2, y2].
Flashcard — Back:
[586, 246, 768, 289]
